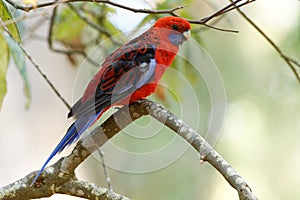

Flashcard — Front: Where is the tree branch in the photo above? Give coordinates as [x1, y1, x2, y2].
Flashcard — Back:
[4, 0, 185, 14]
[0, 170, 129, 200]
[4, 0, 255, 28]
[58, 180, 128, 200]
[0, 100, 258, 200]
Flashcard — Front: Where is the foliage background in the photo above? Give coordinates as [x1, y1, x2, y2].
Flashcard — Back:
[0, 0, 300, 199]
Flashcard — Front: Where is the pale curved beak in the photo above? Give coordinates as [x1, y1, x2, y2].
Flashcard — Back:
[183, 30, 191, 40]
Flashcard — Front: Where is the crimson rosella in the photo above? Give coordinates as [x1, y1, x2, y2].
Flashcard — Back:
[31, 16, 191, 185]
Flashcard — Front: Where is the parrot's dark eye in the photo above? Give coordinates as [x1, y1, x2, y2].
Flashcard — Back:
[172, 25, 178, 31]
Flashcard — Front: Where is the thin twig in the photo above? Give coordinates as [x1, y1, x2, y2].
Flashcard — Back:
[48, 7, 100, 66]
[67, 3, 122, 46]
[286, 55, 300, 67]
[0, 19, 71, 110]
[4, 0, 256, 33]
[21, 46, 72, 110]
[4, 0, 185, 13]
[1, 10, 51, 26]
[201, 23, 238, 33]
[200, 0, 246, 23]
[230, 0, 300, 82]
[3, 0, 249, 25]
[186, 0, 255, 25]
[208, 0, 257, 21]
[22, 16, 49, 43]
[97, 149, 113, 191]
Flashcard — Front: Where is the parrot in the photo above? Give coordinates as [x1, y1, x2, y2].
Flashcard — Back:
[31, 16, 191, 185]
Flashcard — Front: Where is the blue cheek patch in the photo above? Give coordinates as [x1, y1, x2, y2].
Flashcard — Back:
[168, 33, 184, 46]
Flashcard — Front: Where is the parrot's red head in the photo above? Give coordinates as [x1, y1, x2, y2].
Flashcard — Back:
[154, 16, 191, 46]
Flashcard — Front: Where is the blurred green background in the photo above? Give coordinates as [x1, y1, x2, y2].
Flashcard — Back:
[0, 0, 300, 199]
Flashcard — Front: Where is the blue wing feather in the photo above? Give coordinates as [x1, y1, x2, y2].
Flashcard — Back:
[30, 111, 102, 186]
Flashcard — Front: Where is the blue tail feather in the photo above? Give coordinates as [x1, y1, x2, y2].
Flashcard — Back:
[30, 111, 102, 186]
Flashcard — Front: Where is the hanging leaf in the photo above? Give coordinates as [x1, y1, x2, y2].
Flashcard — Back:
[2, 31, 31, 108]
[0, 34, 9, 109]
[0, 0, 22, 109]
[0, 0, 21, 42]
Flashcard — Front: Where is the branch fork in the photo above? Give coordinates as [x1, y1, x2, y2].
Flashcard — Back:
[0, 100, 258, 200]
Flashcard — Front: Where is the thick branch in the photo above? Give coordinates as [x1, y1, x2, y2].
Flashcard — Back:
[58, 180, 129, 200]
[0, 163, 129, 200]
[0, 100, 258, 200]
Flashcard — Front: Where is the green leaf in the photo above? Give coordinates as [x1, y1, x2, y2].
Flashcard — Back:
[0, 0, 21, 42]
[2, 31, 31, 108]
[0, 34, 9, 109]
[53, 7, 86, 42]
[0, 0, 22, 109]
